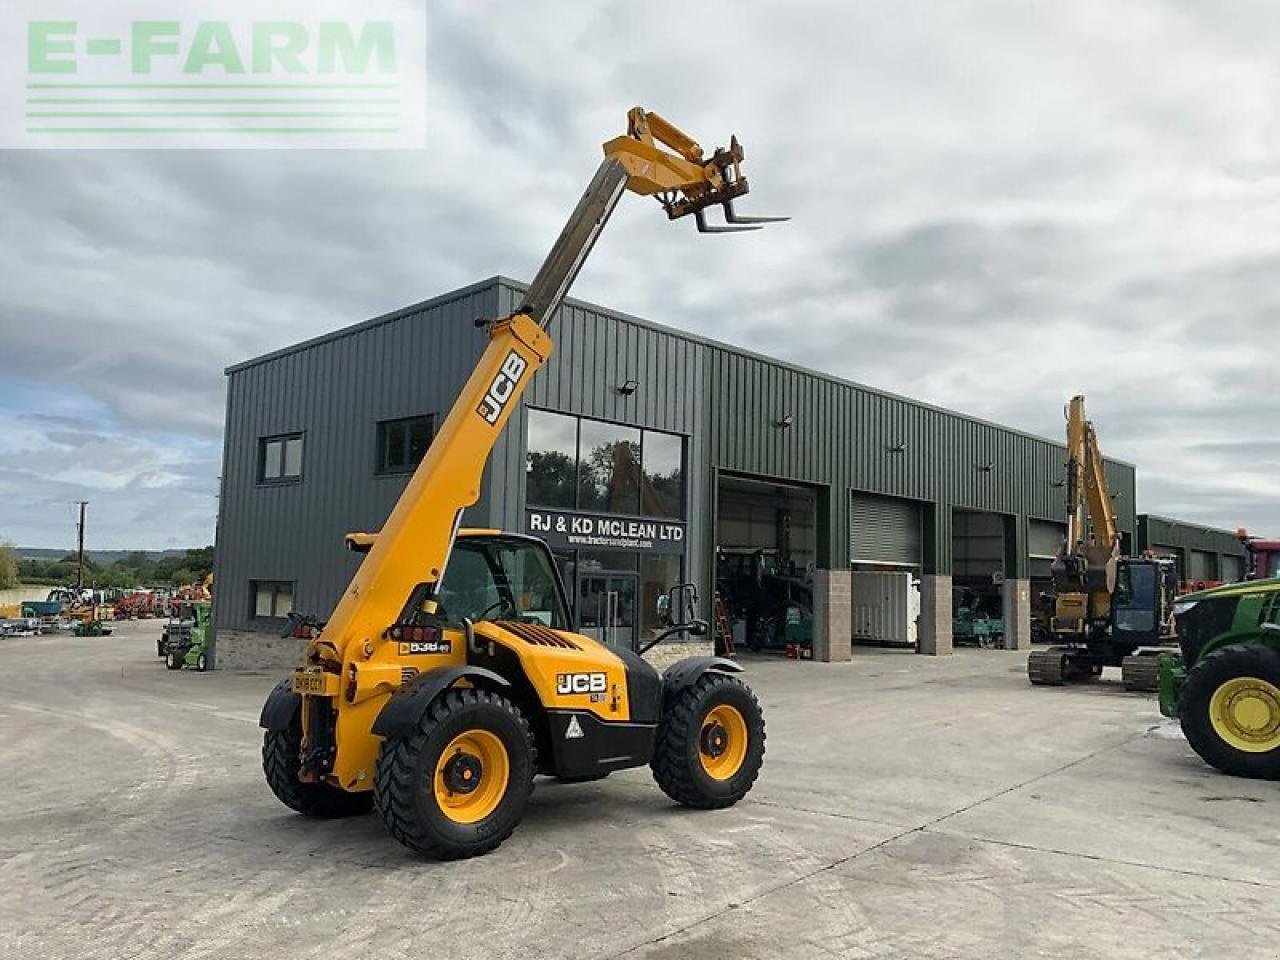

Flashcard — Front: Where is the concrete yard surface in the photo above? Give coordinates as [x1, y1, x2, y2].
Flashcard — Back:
[1, 622, 1276, 960]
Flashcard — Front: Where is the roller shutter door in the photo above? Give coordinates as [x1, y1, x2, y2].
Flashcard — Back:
[1028, 520, 1065, 558]
[1222, 555, 1245, 583]
[850, 493, 922, 567]
[1189, 550, 1216, 582]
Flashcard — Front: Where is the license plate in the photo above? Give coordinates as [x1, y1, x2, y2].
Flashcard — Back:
[292, 671, 329, 695]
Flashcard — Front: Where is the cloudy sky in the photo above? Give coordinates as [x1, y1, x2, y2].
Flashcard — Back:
[2, 0, 1278, 549]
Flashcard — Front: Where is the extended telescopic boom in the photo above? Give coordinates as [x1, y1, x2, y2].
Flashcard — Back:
[307, 109, 785, 669]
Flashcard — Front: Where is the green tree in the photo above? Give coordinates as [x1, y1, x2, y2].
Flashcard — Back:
[0, 542, 18, 589]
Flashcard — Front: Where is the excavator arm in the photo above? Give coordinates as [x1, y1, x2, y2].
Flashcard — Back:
[1054, 395, 1121, 619]
[309, 109, 784, 669]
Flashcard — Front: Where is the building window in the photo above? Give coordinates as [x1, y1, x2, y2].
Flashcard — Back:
[526, 409, 579, 509]
[578, 419, 641, 514]
[526, 409, 685, 519]
[259, 433, 303, 483]
[377, 414, 435, 474]
[640, 430, 683, 519]
[252, 580, 294, 619]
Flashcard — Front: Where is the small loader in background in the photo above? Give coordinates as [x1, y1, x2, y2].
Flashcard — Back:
[258, 108, 782, 860]
[161, 601, 212, 671]
[1028, 396, 1179, 690]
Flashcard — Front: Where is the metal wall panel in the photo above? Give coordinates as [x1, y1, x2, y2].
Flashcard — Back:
[214, 281, 503, 634]
[215, 273, 1156, 641]
[706, 343, 1138, 574]
[1137, 515, 1247, 559]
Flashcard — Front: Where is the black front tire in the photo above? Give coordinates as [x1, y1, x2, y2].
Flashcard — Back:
[1180, 645, 1280, 780]
[261, 726, 374, 818]
[195, 653, 208, 672]
[652, 672, 765, 809]
[164, 650, 183, 670]
[373, 688, 534, 860]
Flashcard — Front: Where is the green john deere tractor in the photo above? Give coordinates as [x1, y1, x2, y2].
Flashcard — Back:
[162, 601, 212, 672]
[1159, 577, 1280, 780]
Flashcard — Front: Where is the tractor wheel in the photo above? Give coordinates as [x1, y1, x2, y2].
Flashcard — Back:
[651, 672, 765, 809]
[164, 650, 183, 670]
[195, 653, 208, 672]
[261, 725, 373, 818]
[373, 688, 534, 860]
[1180, 645, 1280, 780]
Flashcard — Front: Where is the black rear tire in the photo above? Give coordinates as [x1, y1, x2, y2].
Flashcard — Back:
[262, 726, 374, 818]
[165, 650, 183, 670]
[373, 688, 534, 860]
[1179, 645, 1280, 780]
[651, 672, 765, 809]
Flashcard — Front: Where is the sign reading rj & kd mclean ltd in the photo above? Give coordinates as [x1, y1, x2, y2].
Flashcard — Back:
[526, 509, 686, 555]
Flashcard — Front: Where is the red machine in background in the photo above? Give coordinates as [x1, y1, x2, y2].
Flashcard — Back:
[1238, 529, 1280, 580]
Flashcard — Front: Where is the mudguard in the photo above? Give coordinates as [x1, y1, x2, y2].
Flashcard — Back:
[662, 656, 743, 699]
[371, 665, 510, 739]
[258, 679, 301, 730]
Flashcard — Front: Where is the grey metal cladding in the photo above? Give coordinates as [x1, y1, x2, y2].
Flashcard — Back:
[490, 279, 707, 574]
[703, 343, 1137, 570]
[213, 283, 502, 633]
[1137, 514, 1248, 561]
[215, 273, 1144, 636]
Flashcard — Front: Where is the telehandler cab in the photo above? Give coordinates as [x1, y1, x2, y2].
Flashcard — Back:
[258, 108, 783, 859]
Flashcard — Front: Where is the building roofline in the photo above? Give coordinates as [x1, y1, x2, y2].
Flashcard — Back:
[224, 273, 1136, 468]
[1138, 513, 1244, 537]
[224, 276, 504, 375]
[493, 277, 1137, 467]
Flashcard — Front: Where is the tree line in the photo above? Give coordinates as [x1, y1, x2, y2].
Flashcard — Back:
[0, 543, 214, 591]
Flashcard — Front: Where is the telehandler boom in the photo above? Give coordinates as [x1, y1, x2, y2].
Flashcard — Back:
[259, 109, 783, 859]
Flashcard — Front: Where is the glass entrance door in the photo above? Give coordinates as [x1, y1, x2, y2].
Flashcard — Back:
[577, 573, 639, 650]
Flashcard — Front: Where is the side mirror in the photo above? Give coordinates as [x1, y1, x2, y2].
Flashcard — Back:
[666, 582, 699, 626]
[656, 593, 671, 626]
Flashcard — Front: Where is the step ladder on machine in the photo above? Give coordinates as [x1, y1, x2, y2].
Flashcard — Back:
[713, 591, 736, 658]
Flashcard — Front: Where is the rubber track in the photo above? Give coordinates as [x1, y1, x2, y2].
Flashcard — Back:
[1121, 655, 1162, 692]
[651, 673, 765, 809]
[373, 688, 534, 859]
[1027, 648, 1067, 686]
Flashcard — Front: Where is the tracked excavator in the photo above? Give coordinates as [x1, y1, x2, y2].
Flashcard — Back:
[1027, 396, 1178, 690]
[258, 108, 784, 860]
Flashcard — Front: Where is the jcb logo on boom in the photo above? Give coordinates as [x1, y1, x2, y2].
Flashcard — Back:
[556, 672, 607, 696]
[477, 351, 528, 425]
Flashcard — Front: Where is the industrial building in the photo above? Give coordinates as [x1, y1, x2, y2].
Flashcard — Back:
[1135, 514, 1249, 585]
[213, 276, 1151, 668]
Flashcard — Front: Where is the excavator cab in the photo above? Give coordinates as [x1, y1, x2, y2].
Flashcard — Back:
[1111, 556, 1177, 645]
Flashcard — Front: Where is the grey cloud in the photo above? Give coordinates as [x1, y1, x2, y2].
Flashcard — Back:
[2, 0, 1279, 546]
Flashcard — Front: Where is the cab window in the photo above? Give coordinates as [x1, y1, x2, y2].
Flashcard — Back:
[436, 539, 570, 629]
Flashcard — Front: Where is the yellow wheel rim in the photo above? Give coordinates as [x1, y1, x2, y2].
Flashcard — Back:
[433, 729, 510, 824]
[699, 704, 749, 781]
[1209, 676, 1280, 754]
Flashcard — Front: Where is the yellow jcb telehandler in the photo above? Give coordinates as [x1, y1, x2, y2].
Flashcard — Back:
[259, 108, 785, 859]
